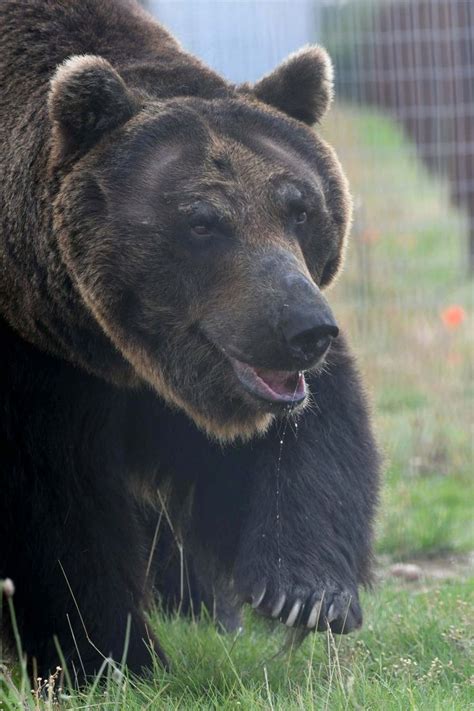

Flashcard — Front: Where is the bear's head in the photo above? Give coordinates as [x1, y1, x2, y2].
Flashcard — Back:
[48, 49, 351, 441]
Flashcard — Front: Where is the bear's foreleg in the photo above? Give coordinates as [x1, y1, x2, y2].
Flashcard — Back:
[149, 335, 379, 633]
[2, 469, 166, 681]
[232, 337, 380, 631]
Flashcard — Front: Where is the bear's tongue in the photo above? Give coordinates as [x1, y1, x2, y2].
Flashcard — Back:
[230, 358, 306, 403]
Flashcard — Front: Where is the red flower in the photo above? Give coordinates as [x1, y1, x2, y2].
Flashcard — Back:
[440, 305, 466, 330]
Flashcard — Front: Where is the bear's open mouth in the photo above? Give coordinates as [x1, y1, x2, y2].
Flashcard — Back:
[228, 357, 307, 404]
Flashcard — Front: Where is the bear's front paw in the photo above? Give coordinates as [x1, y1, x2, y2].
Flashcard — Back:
[238, 575, 362, 633]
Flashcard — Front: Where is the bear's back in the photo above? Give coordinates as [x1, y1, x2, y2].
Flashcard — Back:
[0, 1, 176, 85]
[0, 0, 227, 113]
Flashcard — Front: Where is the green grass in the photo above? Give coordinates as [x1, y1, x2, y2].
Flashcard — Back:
[1, 580, 473, 709]
[1, 104, 473, 708]
[323, 104, 474, 559]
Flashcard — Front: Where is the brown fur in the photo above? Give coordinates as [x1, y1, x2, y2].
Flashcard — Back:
[0, 1, 379, 679]
[241, 45, 334, 125]
[0, 0, 351, 440]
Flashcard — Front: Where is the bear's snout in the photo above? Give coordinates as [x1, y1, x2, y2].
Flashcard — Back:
[203, 254, 340, 395]
[278, 273, 339, 368]
[204, 265, 340, 410]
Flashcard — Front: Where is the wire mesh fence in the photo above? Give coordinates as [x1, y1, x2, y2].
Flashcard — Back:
[324, 0, 473, 270]
[321, 3, 471, 518]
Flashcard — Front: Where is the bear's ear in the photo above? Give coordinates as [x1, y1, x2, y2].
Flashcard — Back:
[48, 55, 138, 162]
[244, 46, 334, 125]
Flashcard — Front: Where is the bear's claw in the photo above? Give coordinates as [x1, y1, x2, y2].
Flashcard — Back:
[251, 584, 267, 608]
[271, 593, 286, 618]
[249, 581, 362, 633]
[285, 599, 302, 627]
[306, 597, 323, 628]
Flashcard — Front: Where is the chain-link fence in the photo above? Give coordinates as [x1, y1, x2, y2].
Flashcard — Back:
[314, 0, 473, 424]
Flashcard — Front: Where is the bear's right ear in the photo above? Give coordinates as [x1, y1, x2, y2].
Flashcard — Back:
[242, 46, 334, 125]
[48, 55, 138, 164]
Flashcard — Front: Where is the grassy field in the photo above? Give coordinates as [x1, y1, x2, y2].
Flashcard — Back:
[1, 105, 473, 709]
[1, 581, 473, 709]
[325, 105, 473, 561]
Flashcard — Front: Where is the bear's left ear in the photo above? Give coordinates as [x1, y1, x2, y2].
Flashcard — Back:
[48, 55, 138, 163]
[242, 46, 334, 126]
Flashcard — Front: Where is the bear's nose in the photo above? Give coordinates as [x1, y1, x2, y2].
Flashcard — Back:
[279, 275, 339, 365]
[281, 313, 339, 363]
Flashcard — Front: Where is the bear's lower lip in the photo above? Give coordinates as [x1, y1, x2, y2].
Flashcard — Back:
[228, 357, 307, 404]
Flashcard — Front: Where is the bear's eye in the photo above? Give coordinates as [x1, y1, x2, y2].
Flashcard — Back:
[295, 210, 307, 225]
[191, 224, 212, 238]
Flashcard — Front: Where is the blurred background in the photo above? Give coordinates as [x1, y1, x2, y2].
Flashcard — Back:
[145, 0, 473, 565]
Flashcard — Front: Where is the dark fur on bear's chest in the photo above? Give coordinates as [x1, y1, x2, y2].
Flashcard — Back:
[0, 314, 379, 677]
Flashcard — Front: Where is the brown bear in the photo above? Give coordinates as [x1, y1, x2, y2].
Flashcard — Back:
[0, 0, 380, 680]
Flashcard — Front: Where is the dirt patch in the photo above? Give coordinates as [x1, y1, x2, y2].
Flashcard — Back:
[377, 552, 474, 586]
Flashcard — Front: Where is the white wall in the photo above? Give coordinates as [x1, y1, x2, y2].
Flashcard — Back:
[148, 0, 320, 83]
